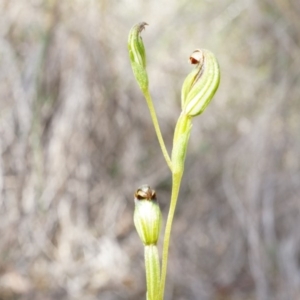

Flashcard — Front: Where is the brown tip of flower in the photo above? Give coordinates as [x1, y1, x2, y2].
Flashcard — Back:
[189, 49, 204, 65]
[134, 185, 156, 201]
[138, 22, 148, 33]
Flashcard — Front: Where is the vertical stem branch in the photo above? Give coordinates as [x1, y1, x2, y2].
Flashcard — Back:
[144, 91, 172, 171]
[145, 245, 161, 300]
[159, 171, 183, 300]
[159, 114, 191, 299]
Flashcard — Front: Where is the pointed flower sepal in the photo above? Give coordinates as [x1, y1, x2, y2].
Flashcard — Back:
[128, 22, 149, 93]
[181, 49, 220, 117]
[134, 185, 162, 246]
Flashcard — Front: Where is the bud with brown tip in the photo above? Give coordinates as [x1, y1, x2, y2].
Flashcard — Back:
[134, 185, 162, 246]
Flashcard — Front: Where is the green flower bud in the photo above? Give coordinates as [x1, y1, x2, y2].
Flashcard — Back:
[134, 185, 162, 246]
[181, 49, 220, 117]
[128, 22, 149, 93]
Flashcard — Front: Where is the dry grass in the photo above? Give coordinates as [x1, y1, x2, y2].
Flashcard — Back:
[0, 0, 300, 299]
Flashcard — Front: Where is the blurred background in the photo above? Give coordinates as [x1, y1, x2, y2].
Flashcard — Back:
[0, 0, 300, 299]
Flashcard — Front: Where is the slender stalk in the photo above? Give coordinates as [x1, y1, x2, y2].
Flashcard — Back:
[144, 91, 172, 171]
[159, 114, 191, 299]
[145, 245, 161, 300]
[159, 171, 183, 300]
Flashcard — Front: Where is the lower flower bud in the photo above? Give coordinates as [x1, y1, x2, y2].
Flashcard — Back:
[134, 185, 162, 245]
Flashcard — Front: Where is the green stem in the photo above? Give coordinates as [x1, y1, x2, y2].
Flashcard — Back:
[145, 245, 161, 300]
[144, 91, 172, 171]
[159, 113, 191, 300]
[159, 171, 183, 300]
